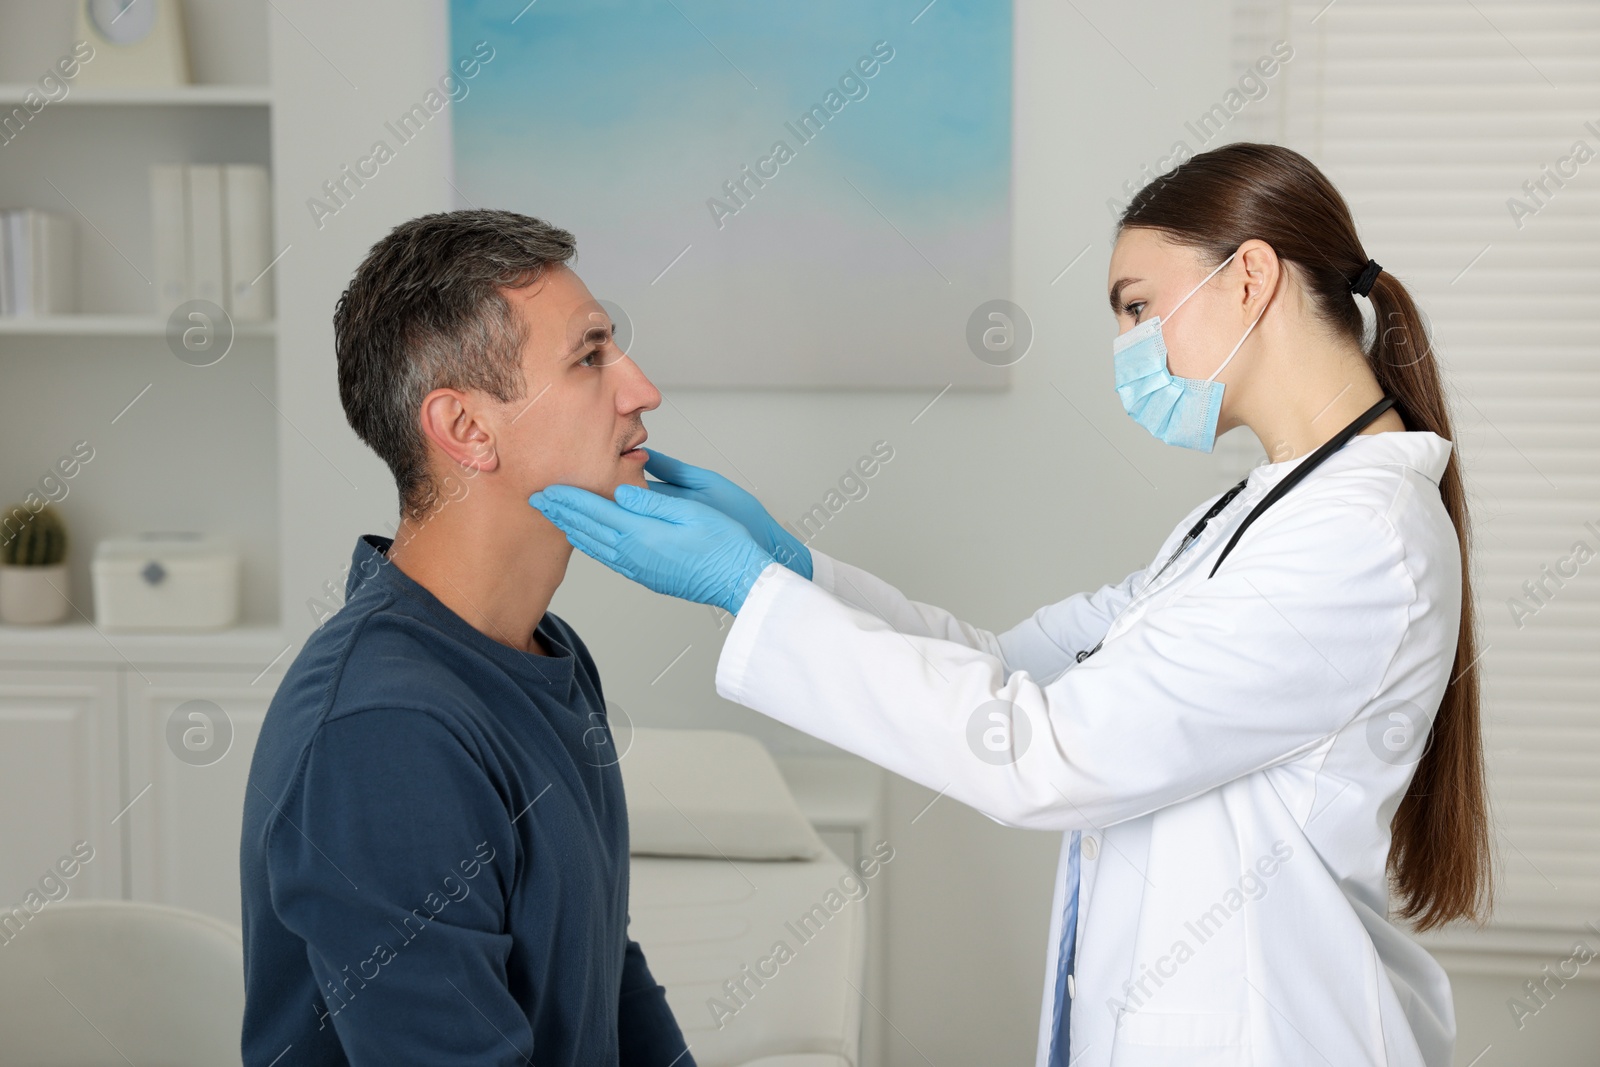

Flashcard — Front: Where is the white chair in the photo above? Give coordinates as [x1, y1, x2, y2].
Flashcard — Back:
[0, 900, 244, 1066]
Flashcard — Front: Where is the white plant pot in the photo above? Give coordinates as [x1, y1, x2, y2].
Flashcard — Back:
[0, 563, 72, 625]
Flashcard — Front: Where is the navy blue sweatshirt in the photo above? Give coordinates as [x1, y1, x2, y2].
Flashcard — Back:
[240, 535, 693, 1066]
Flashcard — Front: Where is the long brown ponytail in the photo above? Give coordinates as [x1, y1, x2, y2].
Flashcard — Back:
[1119, 142, 1491, 931]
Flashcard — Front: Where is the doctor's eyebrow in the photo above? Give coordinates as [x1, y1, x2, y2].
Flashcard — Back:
[1108, 278, 1142, 312]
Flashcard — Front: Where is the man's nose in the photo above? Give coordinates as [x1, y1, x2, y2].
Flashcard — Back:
[615, 352, 661, 413]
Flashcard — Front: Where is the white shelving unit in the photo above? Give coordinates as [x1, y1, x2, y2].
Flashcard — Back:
[0, 1, 284, 918]
[0, 84, 272, 106]
[0, 0, 280, 633]
[0, 315, 275, 337]
[0, 622, 286, 668]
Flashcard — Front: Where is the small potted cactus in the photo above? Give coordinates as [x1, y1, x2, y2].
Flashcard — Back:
[0, 504, 72, 625]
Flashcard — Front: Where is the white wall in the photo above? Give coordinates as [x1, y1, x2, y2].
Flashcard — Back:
[1451, 973, 1600, 1067]
[269, 1, 455, 633]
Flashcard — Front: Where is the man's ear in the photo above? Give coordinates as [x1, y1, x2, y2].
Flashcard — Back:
[1236, 238, 1281, 320]
[419, 388, 499, 474]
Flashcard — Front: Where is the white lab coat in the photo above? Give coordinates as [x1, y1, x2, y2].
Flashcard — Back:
[715, 430, 1461, 1067]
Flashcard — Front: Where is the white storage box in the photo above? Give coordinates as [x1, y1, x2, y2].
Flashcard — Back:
[92, 534, 239, 631]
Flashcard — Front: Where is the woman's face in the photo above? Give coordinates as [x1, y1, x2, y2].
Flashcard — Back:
[1107, 227, 1248, 383]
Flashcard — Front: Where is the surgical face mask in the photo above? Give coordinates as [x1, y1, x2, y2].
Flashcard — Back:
[1112, 250, 1264, 453]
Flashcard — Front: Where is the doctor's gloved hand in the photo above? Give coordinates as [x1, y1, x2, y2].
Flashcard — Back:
[640, 449, 813, 581]
[529, 483, 779, 615]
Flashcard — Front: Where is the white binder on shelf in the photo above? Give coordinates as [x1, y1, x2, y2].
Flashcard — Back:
[224, 165, 273, 321]
[3, 213, 27, 316]
[34, 212, 75, 315]
[0, 209, 76, 316]
[0, 213, 12, 317]
[150, 164, 189, 314]
[149, 164, 274, 321]
[185, 165, 226, 308]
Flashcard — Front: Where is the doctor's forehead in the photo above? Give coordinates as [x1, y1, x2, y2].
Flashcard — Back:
[1108, 227, 1168, 277]
[1107, 227, 1200, 291]
[1108, 230, 1151, 312]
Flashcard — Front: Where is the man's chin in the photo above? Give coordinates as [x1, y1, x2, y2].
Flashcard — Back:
[609, 471, 650, 498]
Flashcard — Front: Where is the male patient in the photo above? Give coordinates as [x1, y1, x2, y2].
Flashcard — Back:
[240, 209, 693, 1065]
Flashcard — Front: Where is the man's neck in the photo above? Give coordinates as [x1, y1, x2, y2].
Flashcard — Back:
[385, 497, 572, 655]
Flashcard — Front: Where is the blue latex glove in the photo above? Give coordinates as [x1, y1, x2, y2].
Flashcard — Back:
[641, 449, 813, 581]
[529, 482, 778, 615]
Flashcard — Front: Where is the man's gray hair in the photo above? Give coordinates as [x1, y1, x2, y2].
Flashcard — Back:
[334, 209, 576, 517]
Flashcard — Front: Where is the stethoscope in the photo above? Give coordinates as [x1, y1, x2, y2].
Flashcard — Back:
[1074, 394, 1398, 664]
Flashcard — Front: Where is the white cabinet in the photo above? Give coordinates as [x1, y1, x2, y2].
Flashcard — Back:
[0, 626, 285, 925]
[0, 669, 122, 905]
[124, 670, 275, 926]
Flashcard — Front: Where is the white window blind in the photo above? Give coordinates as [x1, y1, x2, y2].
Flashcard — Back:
[1225, 0, 1600, 961]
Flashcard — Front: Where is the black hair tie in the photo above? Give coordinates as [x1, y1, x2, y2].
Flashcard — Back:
[1349, 259, 1382, 297]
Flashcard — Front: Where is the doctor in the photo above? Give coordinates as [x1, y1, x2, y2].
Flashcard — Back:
[529, 142, 1491, 1066]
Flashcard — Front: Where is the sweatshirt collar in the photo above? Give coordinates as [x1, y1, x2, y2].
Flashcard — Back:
[346, 535, 576, 685]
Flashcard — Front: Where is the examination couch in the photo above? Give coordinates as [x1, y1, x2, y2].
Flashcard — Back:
[622, 727, 868, 1067]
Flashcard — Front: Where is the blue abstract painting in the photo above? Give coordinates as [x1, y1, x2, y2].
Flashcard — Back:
[448, 0, 1012, 387]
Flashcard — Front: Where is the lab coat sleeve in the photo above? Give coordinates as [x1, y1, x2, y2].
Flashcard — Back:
[808, 547, 1147, 684]
[807, 548, 1007, 657]
[720, 500, 1414, 832]
[992, 567, 1148, 683]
